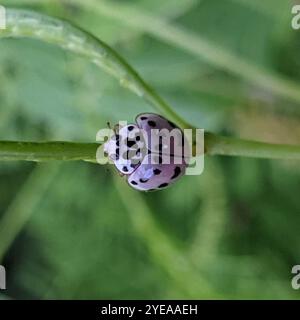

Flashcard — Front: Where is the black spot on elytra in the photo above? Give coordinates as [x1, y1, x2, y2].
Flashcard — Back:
[122, 166, 128, 172]
[131, 181, 137, 185]
[153, 169, 161, 175]
[126, 139, 136, 148]
[116, 148, 120, 156]
[130, 163, 136, 168]
[116, 140, 120, 147]
[158, 183, 168, 188]
[135, 135, 141, 141]
[141, 116, 147, 120]
[171, 166, 181, 180]
[139, 178, 149, 183]
[128, 125, 134, 131]
[148, 120, 156, 127]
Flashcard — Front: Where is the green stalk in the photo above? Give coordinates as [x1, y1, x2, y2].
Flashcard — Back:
[1, 138, 300, 162]
[0, 141, 99, 162]
[204, 132, 300, 159]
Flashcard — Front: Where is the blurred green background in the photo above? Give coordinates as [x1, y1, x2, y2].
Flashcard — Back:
[0, 0, 300, 299]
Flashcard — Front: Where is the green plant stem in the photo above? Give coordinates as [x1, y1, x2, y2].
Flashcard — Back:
[1, 8, 189, 129]
[204, 132, 300, 159]
[0, 138, 300, 162]
[0, 141, 99, 162]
